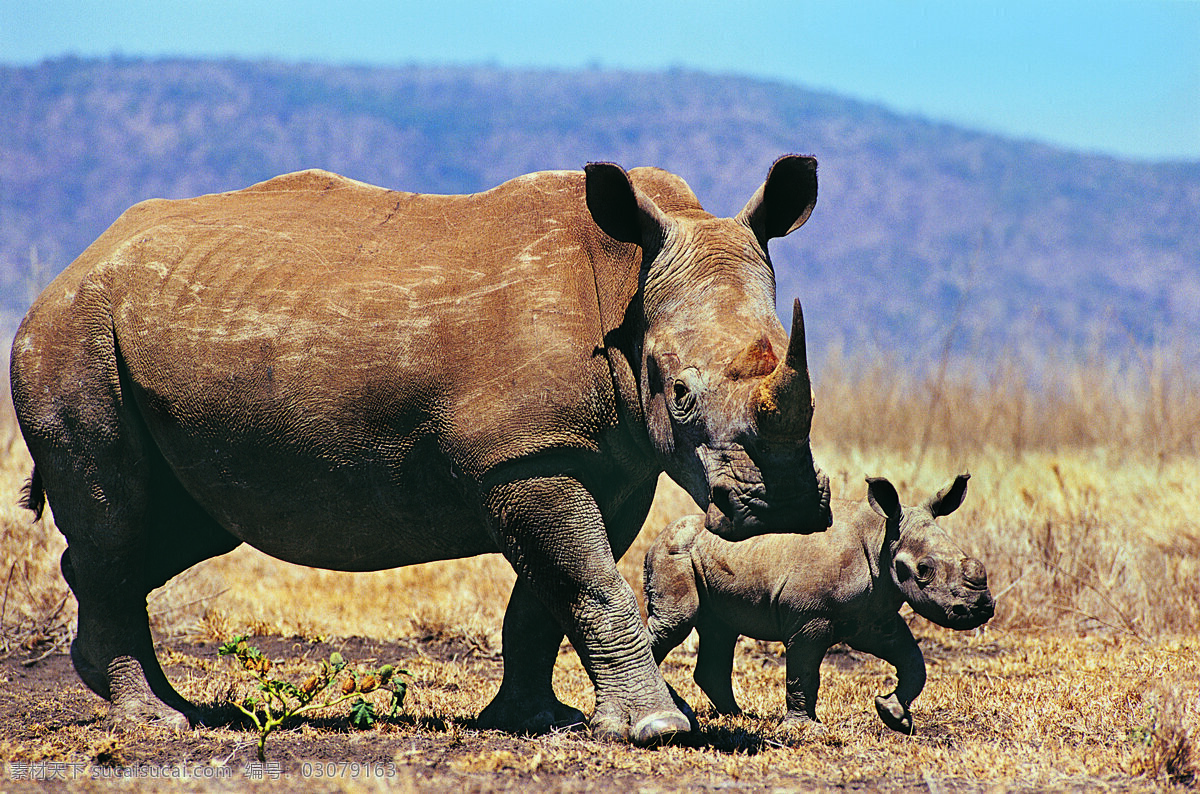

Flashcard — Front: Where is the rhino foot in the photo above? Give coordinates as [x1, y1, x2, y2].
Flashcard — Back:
[103, 656, 191, 735]
[476, 694, 585, 735]
[874, 694, 914, 734]
[585, 710, 691, 753]
[778, 714, 829, 744]
[590, 682, 697, 746]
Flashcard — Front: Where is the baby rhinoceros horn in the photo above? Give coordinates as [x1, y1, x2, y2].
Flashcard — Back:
[753, 299, 813, 441]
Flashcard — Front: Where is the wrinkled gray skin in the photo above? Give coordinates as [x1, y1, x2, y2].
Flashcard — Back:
[644, 474, 994, 735]
[10, 157, 833, 745]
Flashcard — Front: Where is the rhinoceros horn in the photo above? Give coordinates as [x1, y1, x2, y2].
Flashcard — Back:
[753, 298, 813, 441]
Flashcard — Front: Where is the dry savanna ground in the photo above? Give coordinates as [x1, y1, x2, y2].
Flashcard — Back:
[0, 349, 1198, 791]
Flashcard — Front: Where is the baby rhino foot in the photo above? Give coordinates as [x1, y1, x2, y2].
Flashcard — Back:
[104, 657, 191, 734]
[875, 694, 914, 734]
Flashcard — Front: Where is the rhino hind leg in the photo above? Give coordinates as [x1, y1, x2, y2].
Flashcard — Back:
[66, 539, 195, 731]
[33, 393, 239, 731]
[71, 483, 239, 731]
[106, 657, 190, 733]
[476, 579, 586, 734]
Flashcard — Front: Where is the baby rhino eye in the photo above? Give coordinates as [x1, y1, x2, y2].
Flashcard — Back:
[915, 556, 937, 584]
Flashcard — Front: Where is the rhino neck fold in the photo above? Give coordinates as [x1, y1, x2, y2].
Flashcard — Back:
[601, 298, 651, 437]
[858, 504, 898, 588]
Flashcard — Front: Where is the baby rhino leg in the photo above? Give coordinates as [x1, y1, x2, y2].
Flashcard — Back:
[643, 542, 701, 664]
[771, 637, 832, 744]
[693, 620, 741, 714]
[782, 639, 827, 726]
[848, 614, 925, 734]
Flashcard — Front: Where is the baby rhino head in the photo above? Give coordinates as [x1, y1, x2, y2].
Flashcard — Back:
[866, 474, 994, 630]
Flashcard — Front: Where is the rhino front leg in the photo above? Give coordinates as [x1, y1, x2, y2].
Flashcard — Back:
[644, 544, 701, 666]
[693, 620, 741, 715]
[476, 579, 585, 734]
[847, 614, 925, 734]
[485, 476, 690, 745]
[782, 637, 828, 727]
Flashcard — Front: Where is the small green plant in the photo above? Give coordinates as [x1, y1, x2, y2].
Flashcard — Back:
[218, 636, 409, 761]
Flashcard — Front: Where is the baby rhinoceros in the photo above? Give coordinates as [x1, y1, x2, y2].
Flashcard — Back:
[643, 474, 994, 734]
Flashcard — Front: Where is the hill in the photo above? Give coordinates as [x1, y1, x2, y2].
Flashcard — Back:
[2, 57, 1198, 364]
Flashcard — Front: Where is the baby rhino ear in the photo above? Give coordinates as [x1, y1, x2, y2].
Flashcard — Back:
[866, 477, 901, 522]
[925, 473, 971, 518]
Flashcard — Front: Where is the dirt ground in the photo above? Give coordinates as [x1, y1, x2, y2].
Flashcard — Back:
[0, 630, 1176, 793]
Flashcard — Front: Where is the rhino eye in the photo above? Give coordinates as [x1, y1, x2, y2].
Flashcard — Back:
[669, 378, 698, 421]
[915, 557, 936, 584]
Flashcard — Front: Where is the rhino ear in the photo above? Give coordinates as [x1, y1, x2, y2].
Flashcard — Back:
[926, 473, 970, 518]
[737, 155, 818, 244]
[584, 162, 669, 248]
[866, 477, 902, 522]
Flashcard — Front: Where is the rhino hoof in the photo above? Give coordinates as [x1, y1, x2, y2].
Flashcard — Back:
[103, 656, 192, 735]
[476, 699, 585, 735]
[104, 701, 191, 735]
[630, 711, 693, 747]
[589, 705, 692, 746]
[875, 695, 913, 734]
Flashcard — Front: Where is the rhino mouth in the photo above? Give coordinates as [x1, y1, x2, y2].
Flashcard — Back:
[701, 444, 832, 540]
[921, 594, 995, 630]
[947, 602, 995, 630]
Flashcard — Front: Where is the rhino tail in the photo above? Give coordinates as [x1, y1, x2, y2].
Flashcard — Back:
[21, 466, 46, 521]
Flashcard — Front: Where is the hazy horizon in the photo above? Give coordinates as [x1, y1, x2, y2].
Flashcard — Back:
[3, 1, 1198, 163]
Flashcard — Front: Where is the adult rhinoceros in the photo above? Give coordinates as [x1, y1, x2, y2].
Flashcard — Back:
[10, 157, 832, 745]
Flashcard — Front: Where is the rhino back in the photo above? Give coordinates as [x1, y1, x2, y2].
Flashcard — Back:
[12, 169, 644, 567]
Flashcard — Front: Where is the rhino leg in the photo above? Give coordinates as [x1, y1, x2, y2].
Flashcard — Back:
[39, 407, 239, 732]
[847, 614, 924, 735]
[62, 534, 193, 733]
[484, 475, 690, 746]
[476, 579, 585, 734]
[693, 620, 742, 715]
[644, 545, 701, 666]
[782, 636, 828, 726]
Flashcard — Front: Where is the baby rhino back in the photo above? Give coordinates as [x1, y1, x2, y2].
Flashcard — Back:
[643, 503, 875, 654]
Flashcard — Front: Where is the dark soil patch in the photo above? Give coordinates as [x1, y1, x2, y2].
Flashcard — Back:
[0, 635, 1130, 792]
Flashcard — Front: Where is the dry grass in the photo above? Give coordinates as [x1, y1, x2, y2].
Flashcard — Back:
[0, 385, 72, 661]
[814, 342, 1200, 461]
[1, 351, 1198, 788]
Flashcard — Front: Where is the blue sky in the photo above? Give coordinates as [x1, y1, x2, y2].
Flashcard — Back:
[3, 0, 1198, 162]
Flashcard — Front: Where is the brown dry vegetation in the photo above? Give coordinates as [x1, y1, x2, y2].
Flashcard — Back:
[1, 351, 1198, 791]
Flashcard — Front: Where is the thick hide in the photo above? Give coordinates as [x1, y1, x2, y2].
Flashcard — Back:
[11, 158, 830, 744]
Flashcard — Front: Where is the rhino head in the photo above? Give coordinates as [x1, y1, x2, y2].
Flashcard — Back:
[867, 474, 995, 629]
[585, 156, 832, 540]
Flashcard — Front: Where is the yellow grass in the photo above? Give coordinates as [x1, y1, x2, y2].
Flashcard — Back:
[1, 351, 1198, 787]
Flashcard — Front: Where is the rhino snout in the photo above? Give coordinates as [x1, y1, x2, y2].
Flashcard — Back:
[905, 555, 995, 630]
[947, 571, 995, 628]
[704, 476, 830, 540]
[961, 557, 988, 590]
[701, 450, 833, 541]
[949, 594, 994, 624]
